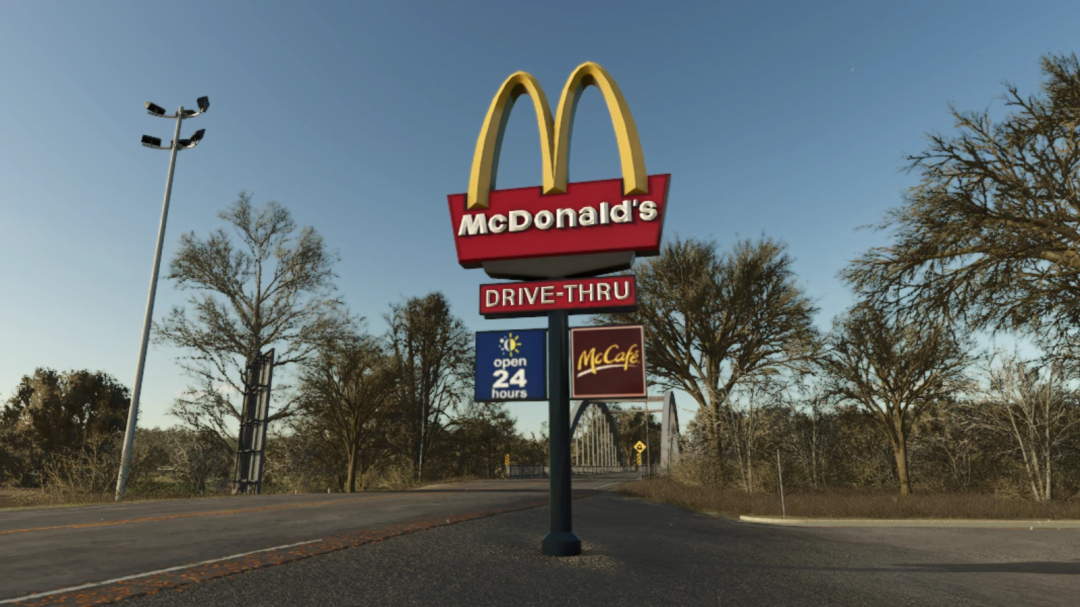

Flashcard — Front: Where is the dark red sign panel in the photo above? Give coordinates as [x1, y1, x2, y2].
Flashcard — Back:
[570, 325, 646, 399]
[447, 174, 670, 277]
[480, 276, 637, 319]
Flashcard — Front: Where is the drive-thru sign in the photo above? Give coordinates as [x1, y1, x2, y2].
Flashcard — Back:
[480, 275, 637, 319]
[447, 61, 670, 558]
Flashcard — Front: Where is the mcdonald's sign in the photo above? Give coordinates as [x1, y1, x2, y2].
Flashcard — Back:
[447, 62, 670, 280]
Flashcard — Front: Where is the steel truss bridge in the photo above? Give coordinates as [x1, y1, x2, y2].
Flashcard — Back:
[509, 391, 681, 478]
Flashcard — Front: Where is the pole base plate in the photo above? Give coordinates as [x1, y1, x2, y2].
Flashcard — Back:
[541, 531, 582, 557]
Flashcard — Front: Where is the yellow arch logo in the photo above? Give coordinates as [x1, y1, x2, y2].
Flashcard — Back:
[467, 61, 648, 211]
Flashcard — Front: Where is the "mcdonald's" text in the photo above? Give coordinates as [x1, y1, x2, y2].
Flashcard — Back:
[457, 199, 658, 237]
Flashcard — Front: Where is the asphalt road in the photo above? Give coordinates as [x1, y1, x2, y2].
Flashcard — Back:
[0, 473, 626, 605]
[131, 493, 1080, 607]
[5, 475, 1080, 606]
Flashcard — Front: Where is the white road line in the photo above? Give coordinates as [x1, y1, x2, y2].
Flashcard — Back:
[594, 480, 625, 491]
[0, 538, 323, 604]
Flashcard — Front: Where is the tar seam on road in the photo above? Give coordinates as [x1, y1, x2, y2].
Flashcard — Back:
[3, 489, 605, 607]
[0, 540, 324, 605]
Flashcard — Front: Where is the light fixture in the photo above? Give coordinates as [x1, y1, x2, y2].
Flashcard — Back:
[122, 93, 212, 501]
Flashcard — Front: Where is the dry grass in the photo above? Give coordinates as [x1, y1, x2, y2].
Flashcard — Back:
[617, 476, 1080, 520]
[0, 473, 489, 511]
[0, 488, 235, 511]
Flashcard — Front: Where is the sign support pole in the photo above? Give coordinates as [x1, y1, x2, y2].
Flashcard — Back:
[542, 309, 581, 557]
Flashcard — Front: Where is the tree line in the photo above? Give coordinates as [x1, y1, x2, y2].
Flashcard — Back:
[3, 52, 1080, 501]
[0, 196, 550, 495]
[598, 53, 1080, 500]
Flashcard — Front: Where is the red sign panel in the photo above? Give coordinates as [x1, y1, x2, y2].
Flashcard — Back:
[447, 174, 670, 279]
[570, 325, 646, 399]
[480, 276, 637, 319]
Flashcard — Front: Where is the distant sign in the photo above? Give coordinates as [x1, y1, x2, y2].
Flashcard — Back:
[634, 441, 647, 454]
[475, 329, 547, 401]
[570, 325, 647, 399]
[480, 276, 637, 319]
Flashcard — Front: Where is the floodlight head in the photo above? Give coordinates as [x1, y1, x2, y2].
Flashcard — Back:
[145, 102, 166, 116]
[196, 96, 209, 113]
[182, 109, 197, 117]
[141, 134, 163, 148]
[177, 129, 205, 149]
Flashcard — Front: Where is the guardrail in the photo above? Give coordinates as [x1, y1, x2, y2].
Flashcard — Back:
[506, 465, 647, 478]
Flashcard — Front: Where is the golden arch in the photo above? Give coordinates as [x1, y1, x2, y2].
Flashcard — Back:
[467, 62, 648, 210]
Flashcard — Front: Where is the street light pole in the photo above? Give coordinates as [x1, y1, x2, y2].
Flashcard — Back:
[115, 98, 209, 501]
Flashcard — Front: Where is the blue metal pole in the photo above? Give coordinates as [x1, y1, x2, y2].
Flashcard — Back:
[542, 310, 581, 556]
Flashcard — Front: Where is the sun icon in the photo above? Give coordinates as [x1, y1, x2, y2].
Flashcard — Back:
[499, 332, 521, 356]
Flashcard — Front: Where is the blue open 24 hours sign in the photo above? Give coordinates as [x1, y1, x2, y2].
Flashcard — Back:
[475, 329, 547, 402]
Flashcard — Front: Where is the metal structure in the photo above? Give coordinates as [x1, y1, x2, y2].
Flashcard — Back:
[571, 390, 682, 474]
[570, 400, 626, 470]
[232, 349, 275, 495]
[544, 310, 581, 556]
[659, 391, 681, 470]
[115, 96, 209, 501]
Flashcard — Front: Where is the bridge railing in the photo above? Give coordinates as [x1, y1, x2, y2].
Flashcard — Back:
[506, 465, 645, 478]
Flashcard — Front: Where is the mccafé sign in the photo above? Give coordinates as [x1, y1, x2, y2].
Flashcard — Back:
[447, 61, 670, 280]
[570, 325, 647, 399]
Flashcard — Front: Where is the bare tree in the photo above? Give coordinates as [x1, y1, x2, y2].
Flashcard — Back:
[298, 332, 398, 492]
[596, 237, 819, 484]
[167, 428, 231, 494]
[844, 54, 1080, 348]
[919, 402, 983, 492]
[779, 374, 832, 489]
[156, 193, 347, 450]
[726, 371, 782, 493]
[966, 352, 1080, 501]
[384, 293, 472, 482]
[822, 303, 970, 494]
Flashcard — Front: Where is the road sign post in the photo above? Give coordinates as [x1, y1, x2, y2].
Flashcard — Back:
[634, 441, 647, 479]
[543, 310, 581, 556]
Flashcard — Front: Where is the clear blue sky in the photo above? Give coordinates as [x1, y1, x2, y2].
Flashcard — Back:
[1, 0, 1076, 437]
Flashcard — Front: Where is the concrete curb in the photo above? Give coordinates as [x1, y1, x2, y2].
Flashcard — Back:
[738, 515, 1080, 528]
